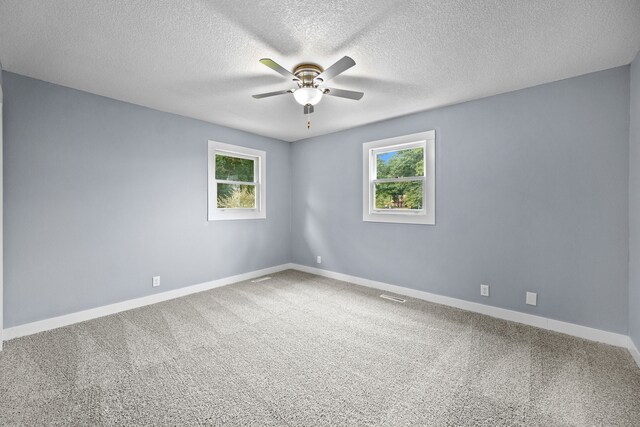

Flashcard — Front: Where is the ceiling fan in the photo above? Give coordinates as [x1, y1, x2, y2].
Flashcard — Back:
[252, 56, 364, 115]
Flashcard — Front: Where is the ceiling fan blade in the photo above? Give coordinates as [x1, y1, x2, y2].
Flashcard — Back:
[259, 58, 300, 82]
[252, 89, 293, 99]
[315, 56, 356, 83]
[322, 87, 364, 100]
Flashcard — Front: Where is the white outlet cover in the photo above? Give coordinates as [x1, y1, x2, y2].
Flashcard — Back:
[526, 291, 537, 306]
[152, 276, 160, 287]
[480, 284, 489, 297]
[316, 256, 322, 264]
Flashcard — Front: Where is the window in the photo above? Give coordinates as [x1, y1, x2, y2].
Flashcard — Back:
[208, 141, 266, 220]
[362, 130, 435, 224]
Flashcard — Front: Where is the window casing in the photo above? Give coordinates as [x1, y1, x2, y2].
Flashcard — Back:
[208, 141, 266, 221]
[362, 130, 435, 224]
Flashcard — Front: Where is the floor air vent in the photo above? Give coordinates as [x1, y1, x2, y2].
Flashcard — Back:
[380, 294, 406, 303]
[251, 277, 272, 283]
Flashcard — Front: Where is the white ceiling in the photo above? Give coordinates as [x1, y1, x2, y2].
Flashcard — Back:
[1, 1, 640, 142]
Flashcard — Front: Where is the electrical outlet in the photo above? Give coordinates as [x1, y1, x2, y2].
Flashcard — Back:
[480, 284, 489, 297]
[152, 276, 160, 287]
[526, 291, 537, 306]
[316, 255, 322, 264]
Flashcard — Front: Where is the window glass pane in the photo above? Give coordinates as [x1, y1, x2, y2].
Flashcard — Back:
[376, 147, 424, 179]
[217, 183, 256, 208]
[374, 181, 423, 210]
[215, 154, 254, 182]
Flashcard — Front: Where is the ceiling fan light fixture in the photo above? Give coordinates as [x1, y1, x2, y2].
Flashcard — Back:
[293, 87, 323, 106]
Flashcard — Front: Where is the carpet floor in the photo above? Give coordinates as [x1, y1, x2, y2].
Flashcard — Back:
[0, 270, 639, 426]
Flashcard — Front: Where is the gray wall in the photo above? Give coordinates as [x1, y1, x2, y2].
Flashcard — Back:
[2, 72, 291, 328]
[291, 66, 630, 334]
[3, 66, 634, 335]
[630, 53, 640, 348]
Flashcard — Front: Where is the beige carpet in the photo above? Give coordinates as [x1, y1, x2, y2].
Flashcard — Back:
[0, 269, 639, 426]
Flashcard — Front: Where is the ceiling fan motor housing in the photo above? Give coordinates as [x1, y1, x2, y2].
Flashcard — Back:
[293, 63, 323, 87]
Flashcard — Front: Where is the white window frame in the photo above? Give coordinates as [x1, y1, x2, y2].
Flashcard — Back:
[208, 140, 266, 221]
[362, 130, 435, 225]
[0, 66, 3, 349]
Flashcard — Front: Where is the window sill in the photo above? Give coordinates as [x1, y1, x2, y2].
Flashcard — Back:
[363, 212, 435, 225]
[208, 210, 266, 221]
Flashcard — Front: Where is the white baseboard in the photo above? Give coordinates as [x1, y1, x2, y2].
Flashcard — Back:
[289, 264, 631, 350]
[629, 337, 640, 368]
[4, 262, 639, 369]
[2, 263, 292, 341]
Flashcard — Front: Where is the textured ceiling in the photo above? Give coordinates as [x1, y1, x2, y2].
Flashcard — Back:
[1, 1, 640, 142]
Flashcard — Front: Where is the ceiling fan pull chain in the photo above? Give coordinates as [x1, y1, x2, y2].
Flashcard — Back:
[307, 111, 311, 129]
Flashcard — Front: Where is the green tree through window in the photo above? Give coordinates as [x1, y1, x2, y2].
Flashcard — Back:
[215, 154, 256, 208]
[375, 147, 424, 209]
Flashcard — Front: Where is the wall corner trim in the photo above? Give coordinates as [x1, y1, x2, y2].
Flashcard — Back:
[288, 264, 634, 352]
[2, 263, 295, 341]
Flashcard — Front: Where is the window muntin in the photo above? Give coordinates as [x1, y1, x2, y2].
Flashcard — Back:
[208, 141, 266, 221]
[363, 131, 435, 225]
